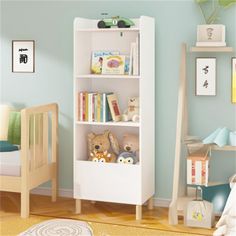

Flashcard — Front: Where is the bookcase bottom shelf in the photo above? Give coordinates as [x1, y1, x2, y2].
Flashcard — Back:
[76, 121, 139, 127]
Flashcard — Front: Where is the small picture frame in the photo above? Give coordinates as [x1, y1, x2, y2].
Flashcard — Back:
[232, 57, 236, 104]
[196, 58, 216, 96]
[12, 40, 35, 73]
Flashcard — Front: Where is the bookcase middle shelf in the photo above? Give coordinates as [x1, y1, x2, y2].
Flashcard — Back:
[75, 74, 141, 79]
[75, 120, 139, 127]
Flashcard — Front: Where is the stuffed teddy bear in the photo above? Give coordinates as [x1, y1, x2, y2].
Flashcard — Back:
[121, 97, 139, 122]
[116, 133, 139, 164]
[87, 130, 120, 163]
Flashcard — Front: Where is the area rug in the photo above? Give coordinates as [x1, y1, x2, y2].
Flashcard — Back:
[1, 214, 200, 236]
[18, 219, 93, 236]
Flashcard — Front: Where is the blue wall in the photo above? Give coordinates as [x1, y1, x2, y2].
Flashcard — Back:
[1, 1, 236, 199]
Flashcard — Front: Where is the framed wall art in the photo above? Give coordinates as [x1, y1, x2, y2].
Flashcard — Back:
[12, 40, 35, 73]
[232, 57, 236, 104]
[196, 57, 216, 96]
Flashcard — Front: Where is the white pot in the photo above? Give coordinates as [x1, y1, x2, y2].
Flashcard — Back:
[196, 24, 226, 47]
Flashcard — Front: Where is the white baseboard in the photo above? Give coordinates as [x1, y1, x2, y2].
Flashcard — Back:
[154, 198, 171, 207]
[31, 187, 73, 198]
[31, 187, 171, 207]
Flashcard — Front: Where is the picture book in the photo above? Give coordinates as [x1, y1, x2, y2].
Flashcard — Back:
[107, 93, 121, 122]
[129, 36, 139, 75]
[102, 55, 126, 75]
[91, 51, 119, 74]
[103, 93, 113, 122]
[124, 56, 130, 75]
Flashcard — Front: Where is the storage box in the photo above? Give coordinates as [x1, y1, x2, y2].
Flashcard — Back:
[187, 156, 209, 186]
[184, 200, 215, 228]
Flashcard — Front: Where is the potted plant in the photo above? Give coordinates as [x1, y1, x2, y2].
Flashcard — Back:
[195, 0, 236, 46]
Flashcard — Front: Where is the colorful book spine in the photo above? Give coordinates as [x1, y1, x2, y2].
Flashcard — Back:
[85, 93, 88, 121]
[78, 91, 117, 123]
[96, 94, 101, 122]
[78, 92, 85, 121]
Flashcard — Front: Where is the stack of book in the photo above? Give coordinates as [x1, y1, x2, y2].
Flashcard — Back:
[78, 92, 121, 122]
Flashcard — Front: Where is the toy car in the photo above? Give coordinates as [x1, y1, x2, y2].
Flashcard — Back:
[97, 16, 135, 28]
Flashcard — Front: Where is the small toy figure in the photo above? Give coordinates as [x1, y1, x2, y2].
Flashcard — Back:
[90, 150, 112, 163]
[97, 15, 135, 29]
[121, 97, 139, 122]
[117, 151, 138, 164]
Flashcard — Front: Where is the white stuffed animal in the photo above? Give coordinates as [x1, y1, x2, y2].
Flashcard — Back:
[121, 97, 139, 122]
[213, 174, 236, 236]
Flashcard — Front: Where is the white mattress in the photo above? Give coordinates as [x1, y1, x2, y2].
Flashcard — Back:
[0, 151, 21, 176]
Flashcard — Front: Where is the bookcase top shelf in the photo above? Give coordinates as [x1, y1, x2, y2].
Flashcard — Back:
[76, 75, 140, 79]
[76, 28, 139, 33]
[190, 46, 234, 52]
[76, 121, 140, 127]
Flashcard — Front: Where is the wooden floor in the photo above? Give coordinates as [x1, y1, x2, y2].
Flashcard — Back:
[0, 192, 215, 235]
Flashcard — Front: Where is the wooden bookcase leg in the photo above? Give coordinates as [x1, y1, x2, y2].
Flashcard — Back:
[136, 205, 142, 220]
[51, 177, 57, 202]
[147, 197, 154, 210]
[75, 199, 81, 214]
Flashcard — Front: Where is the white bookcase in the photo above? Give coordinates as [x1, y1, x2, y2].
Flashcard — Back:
[73, 16, 155, 220]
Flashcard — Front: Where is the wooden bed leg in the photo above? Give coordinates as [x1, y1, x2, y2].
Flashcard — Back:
[75, 199, 81, 214]
[136, 205, 142, 220]
[147, 197, 154, 210]
[51, 177, 57, 202]
[21, 190, 30, 218]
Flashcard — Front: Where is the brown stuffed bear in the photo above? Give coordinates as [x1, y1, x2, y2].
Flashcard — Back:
[87, 130, 120, 163]
[122, 133, 139, 153]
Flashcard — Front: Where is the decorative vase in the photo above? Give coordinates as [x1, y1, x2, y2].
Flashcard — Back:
[196, 24, 226, 47]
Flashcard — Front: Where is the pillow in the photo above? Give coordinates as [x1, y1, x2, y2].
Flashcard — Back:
[0, 141, 19, 152]
[0, 105, 11, 141]
[8, 111, 21, 145]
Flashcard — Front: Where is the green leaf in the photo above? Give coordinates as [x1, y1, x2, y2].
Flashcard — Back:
[218, 0, 236, 7]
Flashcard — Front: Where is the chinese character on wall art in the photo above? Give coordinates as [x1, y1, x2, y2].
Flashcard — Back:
[12, 40, 35, 73]
[232, 58, 236, 104]
[196, 58, 216, 96]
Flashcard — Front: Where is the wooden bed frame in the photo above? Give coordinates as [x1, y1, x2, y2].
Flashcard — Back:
[0, 103, 58, 218]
